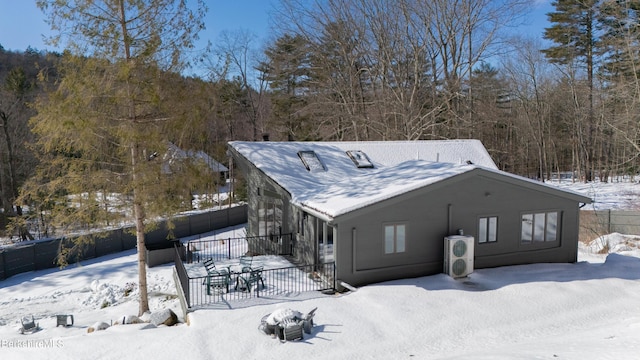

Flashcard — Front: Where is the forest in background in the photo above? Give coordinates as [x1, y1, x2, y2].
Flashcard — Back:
[1, 0, 640, 240]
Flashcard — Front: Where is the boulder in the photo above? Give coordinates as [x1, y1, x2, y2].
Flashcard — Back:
[118, 315, 143, 325]
[139, 311, 152, 323]
[87, 321, 110, 333]
[149, 309, 178, 326]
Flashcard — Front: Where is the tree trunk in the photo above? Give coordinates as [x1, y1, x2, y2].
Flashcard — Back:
[131, 144, 149, 316]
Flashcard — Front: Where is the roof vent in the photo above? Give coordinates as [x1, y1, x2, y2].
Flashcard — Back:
[346, 150, 374, 168]
[298, 151, 326, 172]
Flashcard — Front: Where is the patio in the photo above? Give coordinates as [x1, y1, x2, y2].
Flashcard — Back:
[173, 234, 336, 311]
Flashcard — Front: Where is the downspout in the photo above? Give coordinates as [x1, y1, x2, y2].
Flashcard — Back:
[352, 227, 357, 274]
[448, 204, 453, 235]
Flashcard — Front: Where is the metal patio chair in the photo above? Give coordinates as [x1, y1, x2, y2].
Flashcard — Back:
[239, 255, 253, 272]
[202, 259, 231, 294]
[235, 266, 265, 292]
[276, 318, 304, 341]
[20, 316, 40, 334]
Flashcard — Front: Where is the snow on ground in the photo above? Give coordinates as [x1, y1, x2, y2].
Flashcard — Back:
[580, 232, 640, 258]
[1, 230, 639, 359]
[0, 182, 639, 359]
[547, 178, 640, 210]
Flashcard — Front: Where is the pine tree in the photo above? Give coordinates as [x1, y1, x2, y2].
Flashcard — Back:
[598, 0, 640, 80]
[542, 0, 598, 181]
[30, 0, 209, 316]
[260, 34, 314, 140]
[597, 0, 640, 178]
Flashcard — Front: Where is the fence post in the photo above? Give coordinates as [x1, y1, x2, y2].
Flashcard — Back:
[1, 250, 5, 281]
[333, 262, 337, 290]
[256, 279, 260, 298]
[228, 238, 231, 259]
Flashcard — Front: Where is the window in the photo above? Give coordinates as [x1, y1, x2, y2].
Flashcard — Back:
[298, 151, 325, 172]
[318, 220, 334, 263]
[478, 216, 498, 243]
[384, 224, 406, 254]
[521, 211, 559, 243]
[346, 150, 374, 168]
[257, 189, 283, 238]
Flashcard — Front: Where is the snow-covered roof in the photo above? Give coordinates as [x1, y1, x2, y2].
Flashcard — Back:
[229, 140, 490, 217]
[299, 159, 477, 218]
[165, 143, 229, 173]
[229, 140, 591, 219]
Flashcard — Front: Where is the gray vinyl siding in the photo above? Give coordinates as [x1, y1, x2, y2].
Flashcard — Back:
[332, 170, 586, 287]
[232, 148, 589, 289]
[234, 156, 293, 238]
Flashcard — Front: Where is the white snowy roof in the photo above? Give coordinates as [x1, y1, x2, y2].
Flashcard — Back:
[229, 140, 501, 218]
[229, 140, 593, 219]
[165, 143, 229, 173]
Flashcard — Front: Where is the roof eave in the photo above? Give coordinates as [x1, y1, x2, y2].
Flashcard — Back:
[473, 168, 593, 204]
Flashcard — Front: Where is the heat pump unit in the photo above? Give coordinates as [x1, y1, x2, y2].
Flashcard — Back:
[444, 235, 474, 278]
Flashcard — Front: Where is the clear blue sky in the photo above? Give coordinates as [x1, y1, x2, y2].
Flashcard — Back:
[0, 0, 552, 53]
[521, 0, 554, 39]
[0, 0, 274, 52]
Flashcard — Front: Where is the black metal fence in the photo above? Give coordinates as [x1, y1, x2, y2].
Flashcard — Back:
[184, 233, 294, 263]
[186, 262, 335, 309]
[174, 237, 336, 310]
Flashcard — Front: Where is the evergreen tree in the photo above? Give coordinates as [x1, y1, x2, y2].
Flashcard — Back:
[30, 0, 208, 316]
[597, 0, 640, 179]
[598, 0, 640, 80]
[260, 34, 313, 140]
[542, 0, 599, 181]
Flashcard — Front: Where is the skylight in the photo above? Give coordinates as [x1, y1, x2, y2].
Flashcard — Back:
[346, 150, 374, 168]
[298, 151, 326, 172]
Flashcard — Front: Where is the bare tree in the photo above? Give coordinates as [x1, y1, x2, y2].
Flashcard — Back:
[503, 37, 557, 179]
[211, 30, 270, 141]
[0, 66, 38, 240]
[270, 0, 529, 141]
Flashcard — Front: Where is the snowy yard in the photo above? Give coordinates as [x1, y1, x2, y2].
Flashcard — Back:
[0, 180, 639, 359]
[0, 229, 638, 359]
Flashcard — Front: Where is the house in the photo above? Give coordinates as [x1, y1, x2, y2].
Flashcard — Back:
[164, 142, 229, 181]
[227, 140, 592, 288]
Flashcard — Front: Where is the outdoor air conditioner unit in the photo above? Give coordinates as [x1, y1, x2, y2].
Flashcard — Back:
[444, 235, 474, 278]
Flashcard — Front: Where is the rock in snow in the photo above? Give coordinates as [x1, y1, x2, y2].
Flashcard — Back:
[87, 321, 110, 333]
[149, 309, 178, 326]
